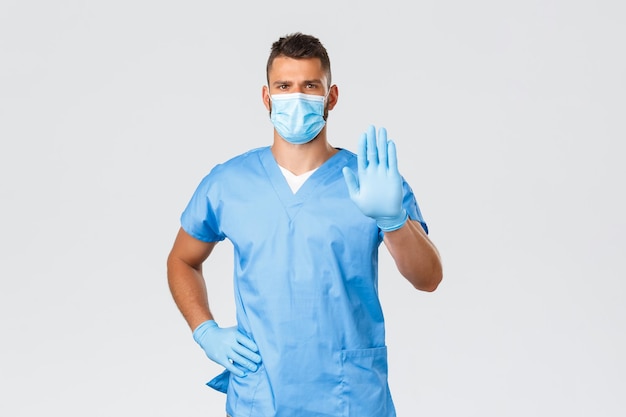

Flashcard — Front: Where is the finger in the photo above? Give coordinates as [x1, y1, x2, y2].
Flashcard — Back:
[342, 166, 359, 198]
[366, 125, 378, 166]
[236, 333, 259, 352]
[230, 351, 260, 372]
[387, 140, 399, 174]
[234, 346, 262, 365]
[357, 132, 367, 172]
[377, 127, 388, 169]
[232, 362, 251, 375]
[225, 360, 247, 377]
[234, 338, 262, 364]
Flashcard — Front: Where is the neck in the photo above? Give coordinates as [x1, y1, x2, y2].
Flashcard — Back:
[271, 128, 338, 175]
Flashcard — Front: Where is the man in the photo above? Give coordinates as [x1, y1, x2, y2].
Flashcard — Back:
[167, 32, 442, 417]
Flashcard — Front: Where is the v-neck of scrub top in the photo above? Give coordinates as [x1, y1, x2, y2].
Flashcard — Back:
[278, 165, 318, 193]
[259, 146, 350, 221]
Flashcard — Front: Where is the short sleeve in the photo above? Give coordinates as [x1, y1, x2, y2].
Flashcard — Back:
[180, 173, 226, 242]
[401, 178, 429, 234]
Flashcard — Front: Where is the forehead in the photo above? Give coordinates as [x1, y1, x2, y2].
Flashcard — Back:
[268, 56, 327, 83]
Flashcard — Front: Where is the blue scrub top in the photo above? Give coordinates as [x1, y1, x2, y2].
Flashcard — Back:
[181, 147, 427, 417]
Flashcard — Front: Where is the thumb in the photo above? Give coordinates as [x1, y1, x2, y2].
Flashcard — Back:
[342, 166, 359, 199]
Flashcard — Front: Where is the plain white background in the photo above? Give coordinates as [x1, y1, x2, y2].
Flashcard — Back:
[1, 1, 624, 416]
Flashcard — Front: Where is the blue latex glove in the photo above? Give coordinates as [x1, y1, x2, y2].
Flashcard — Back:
[342, 125, 408, 232]
[192, 320, 261, 377]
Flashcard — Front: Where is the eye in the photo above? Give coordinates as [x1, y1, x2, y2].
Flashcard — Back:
[306, 83, 318, 89]
[278, 84, 288, 90]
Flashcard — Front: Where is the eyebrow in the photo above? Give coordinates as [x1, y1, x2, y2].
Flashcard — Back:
[272, 79, 324, 86]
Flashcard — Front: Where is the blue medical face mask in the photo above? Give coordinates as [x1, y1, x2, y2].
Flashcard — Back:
[269, 92, 327, 144]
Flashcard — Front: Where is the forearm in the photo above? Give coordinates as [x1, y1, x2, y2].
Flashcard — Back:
[383, 219, 443, 291]
[167, 256, 214, 331]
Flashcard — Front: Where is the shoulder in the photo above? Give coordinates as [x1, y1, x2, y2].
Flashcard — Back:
[216, 146, 267, 170]
[334, 147, 357, 167]
[337, 147, 356, 159]
[203, 146, 268, 178]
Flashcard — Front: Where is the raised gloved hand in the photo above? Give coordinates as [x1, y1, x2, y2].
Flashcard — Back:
[192, 320, 262, 377]
[342, 125, 408, 232]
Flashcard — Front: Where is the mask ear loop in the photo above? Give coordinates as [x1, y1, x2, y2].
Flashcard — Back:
[267, 86, 273, 103]
[267, 87, 274, 118]
[322, 86, 332, 121]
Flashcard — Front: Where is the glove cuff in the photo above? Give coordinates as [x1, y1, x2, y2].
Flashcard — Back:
[192, 319, 218, 344]
[376, 209, 408, 232]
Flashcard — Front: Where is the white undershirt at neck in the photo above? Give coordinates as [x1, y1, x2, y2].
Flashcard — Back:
[278, 165, 318, 194]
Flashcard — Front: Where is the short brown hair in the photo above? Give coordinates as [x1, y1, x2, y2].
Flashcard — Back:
[266, 33, 332, 86]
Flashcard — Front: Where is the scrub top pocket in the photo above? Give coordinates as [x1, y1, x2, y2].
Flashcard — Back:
[341, 346, 396, 417]
[226, 362, 274, 416]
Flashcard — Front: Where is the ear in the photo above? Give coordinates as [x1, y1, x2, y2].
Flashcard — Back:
[262, 85, 271, 111]
[327, 84, 339, 111]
